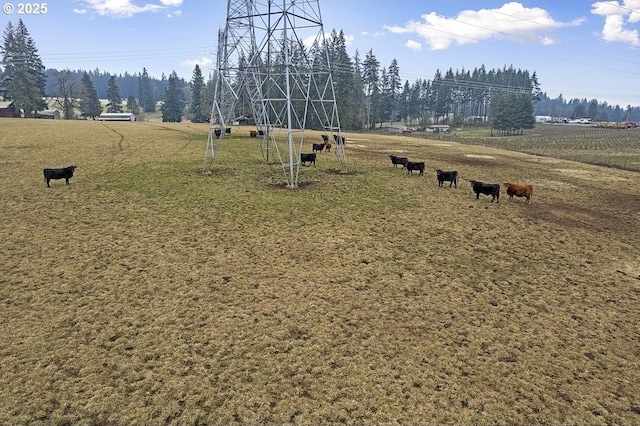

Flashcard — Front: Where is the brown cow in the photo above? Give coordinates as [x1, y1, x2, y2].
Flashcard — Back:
[503, 182, 533, 204]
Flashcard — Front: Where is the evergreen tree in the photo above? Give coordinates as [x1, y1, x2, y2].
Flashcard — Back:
[351, 51, 366, 130]
[138, 67, 155, 112]
[126, 95, 139, 115]
[106, 75, 123, 113]
[432, 69, 451, 123]
[379, 67, 389, 126]
[190, 64, 207, 123]
[1, 19, 47, 116]
[362, 49, 380, 130]
[204, 72, 215, 120]
[400, 80, 410, 124]
[385, 59, 402, 124]
[530, 71, 542, 103]
[587, 99, 599, 120]
[79, 71, 102, 119]
[327, 30, 357, 130]
[405, 80, 421, 125]
[161, 71, 185, 122]
[571, 104, 586, 119]
[491, 91, 535, 135]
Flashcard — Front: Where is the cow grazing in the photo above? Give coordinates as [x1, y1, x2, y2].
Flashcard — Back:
[470, 180, 500, 202]
[44, 165, 77, 187]
[312, 143, 326, 153]
[389, 155, 408, 169]
[300, 153, 316, 166]
[503, 182, 533, 204]
[436, 169, 458, 188]
[321, 134, 329, 143]
[325, 142, 332, 153]
[406, 161, 425, 176]
[334, 135, 346, 145]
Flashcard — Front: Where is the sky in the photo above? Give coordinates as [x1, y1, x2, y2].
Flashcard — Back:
[2, 0, 639, 107]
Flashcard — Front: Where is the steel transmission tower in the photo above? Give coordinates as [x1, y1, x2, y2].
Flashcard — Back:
[203, 0, 347, 188]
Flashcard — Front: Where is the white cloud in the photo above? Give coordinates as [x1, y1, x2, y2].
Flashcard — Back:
[406, 40, 422, 51]
[362, 31, 385, 38]
[384, 2, 583, 50]
[75, 0, 182, 18]
[182, 56, 214, 70]
[591, 0, 640, 46]
[628, 0, 640, 23]
[540, 36, 558, 45]
[302, 32, 354, 48]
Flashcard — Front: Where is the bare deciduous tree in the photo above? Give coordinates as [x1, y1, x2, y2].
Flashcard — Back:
[52, 69, 80, 119]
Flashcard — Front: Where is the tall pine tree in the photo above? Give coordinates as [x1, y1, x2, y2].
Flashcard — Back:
[161, 71, 185, 122]
[126, 95, 139, 115]
[1, 19, 47, 117]
[138, 68, 155, 113]
[362, 49, 380, 130]
[385, 59, 402, 125]
[106, 75, 123, 113]
[190, 64, 207, 123]
[79, 71, 102, 119]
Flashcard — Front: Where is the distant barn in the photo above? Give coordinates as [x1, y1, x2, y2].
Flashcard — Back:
[98, 112, 136, 122]
[0, 101, 21, 118]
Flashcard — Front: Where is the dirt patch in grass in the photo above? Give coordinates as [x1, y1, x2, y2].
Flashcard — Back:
[554, 168, 630, 182]
[464, 154, 496, 159]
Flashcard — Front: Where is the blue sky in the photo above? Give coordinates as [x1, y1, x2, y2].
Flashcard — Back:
[2, 0, 639, 107]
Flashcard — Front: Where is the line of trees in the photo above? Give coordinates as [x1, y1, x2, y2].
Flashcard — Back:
[2, 20, 638, 127]
[222, 29, 540, 133]
[534, 92, 639, 123]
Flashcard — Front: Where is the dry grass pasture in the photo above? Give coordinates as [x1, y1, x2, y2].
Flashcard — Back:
[1, 119, 639, 425]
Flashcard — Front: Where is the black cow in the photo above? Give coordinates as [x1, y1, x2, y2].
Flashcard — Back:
[214, 128, 231, 137]
[470, 180, 500, 202]
[44, 165, 77, 187]
[334, 134, 346, 145]
[436, 169, 458, 188]
[389, 155, 408, 169]
[406, 161, 425, 176]
[321, 134, 329, 143]
[312, 143, 326, 153]
[300, 153, 316, 166]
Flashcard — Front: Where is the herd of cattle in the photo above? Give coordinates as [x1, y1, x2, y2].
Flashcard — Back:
[300, 134, 346, 166]
[389, 154, 533, 204]
[41, 135, 532, 205]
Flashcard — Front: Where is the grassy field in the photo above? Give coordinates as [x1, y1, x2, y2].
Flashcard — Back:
[1, 118, 639, 425]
